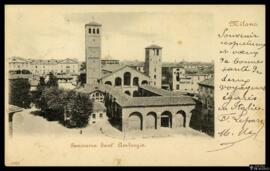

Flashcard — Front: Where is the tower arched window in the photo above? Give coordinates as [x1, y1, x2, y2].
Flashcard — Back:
[89, 28, 91, 34]
[97, 28, 99, 34]
[156, 49, 159, 55]
[93, 28, 95, 34]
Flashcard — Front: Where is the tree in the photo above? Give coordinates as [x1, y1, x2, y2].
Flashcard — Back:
[15, 70, 21, 74]
[9, 78, 31, 108]
[39, 87, 64, 121]
[80, 62, 86, 71]
[22, 69, 31, 74]
[46, 72, 58, 88]
[77, 73, 86, 86]
[64, 92, 92, 128]
[32, 77, 46, 108]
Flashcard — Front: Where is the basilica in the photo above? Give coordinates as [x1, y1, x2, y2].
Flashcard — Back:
[78, 21, 197, 132]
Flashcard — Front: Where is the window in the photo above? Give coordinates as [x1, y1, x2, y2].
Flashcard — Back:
[154, 75, 156, 79]
[97, 28, 99, 34]
[92, 114, 96, 119]
[176, 73, 180, 81]
[156, 49, 159, 55]
[93, 28, 95, 34]
[99, 113, 103, 118]
[89, 28, 91, 34]
[176, 84, 180, 90]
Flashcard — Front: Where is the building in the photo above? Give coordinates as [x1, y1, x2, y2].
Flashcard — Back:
[122, 60, 145, 73]
[90, 102, 107, 124]
[161, 63, 185, 91]
[78, 84, 196, 131]
[85, 21, 102, 85]
[99, 65, 150, 96]
[8, 57, 80, 76]
[79, 21, 209, 133]
[144, 45, 162, 88]
[197, 77, 214, 136]
[8, 57, 31, 71]
[101, 59, 120, 65]
[175, 73, 211, 93]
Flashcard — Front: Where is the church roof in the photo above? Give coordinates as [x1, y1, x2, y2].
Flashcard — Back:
[122, 96, 195, 107]
[85, 21, 102, 26]
[145, 44, 162, 49]
[76, 83, 195, 108]
[100, 65, 149, 80]
[101, 64, 125, 73]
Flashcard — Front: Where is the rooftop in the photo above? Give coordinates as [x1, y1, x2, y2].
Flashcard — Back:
[198, 78, 214, 87]
[85, 21, 102, 26]
[140, 85, 174, 96]
[123, 96, 195, 107]
[121, 61, 144, 67]
[145, 44, 162, 49]
[101, 64, 125, 73]
[77, 84, 195, 107]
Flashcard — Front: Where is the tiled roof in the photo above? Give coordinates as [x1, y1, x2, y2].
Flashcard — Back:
[100, 65, 149, 79]
[77, 84, 130, 105]
[145, 44, 162, 49]
[58, 58, 79, 64]
[122, 96, 195, 107]
[9, 56, 31, 63]
[101, 64, 125, 72]
[30, 59, 59, 65]
[77, 84, 195, 107]
[121, 61, 144, 67]
[140, 85, 174, 96]
[198, 78, 214, 87]
[85, 21, 102, 26]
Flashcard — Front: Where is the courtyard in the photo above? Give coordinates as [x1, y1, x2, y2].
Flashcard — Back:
[10, 107, 210, 139]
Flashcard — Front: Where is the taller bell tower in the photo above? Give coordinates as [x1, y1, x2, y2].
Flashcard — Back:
[85, 21, 102, 85]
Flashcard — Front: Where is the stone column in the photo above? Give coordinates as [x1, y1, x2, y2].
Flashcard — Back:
[142, 113, 146, 131]
[156, 115, 161, 130]
[186, 112, 192, 127]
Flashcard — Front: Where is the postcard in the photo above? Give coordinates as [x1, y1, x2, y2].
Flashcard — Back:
[5, 5, 265, 166]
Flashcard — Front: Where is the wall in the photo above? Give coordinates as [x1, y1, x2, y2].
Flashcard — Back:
[121, 105, 195, 132]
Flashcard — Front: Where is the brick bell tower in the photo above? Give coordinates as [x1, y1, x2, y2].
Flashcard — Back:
[144, 44, 162, 88]
[85, 21, 102, 85]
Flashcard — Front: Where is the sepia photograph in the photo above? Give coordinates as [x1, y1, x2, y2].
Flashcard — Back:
[5, 5, 265, 166]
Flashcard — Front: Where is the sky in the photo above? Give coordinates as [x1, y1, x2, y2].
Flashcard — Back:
[5, 6, 214, 62]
